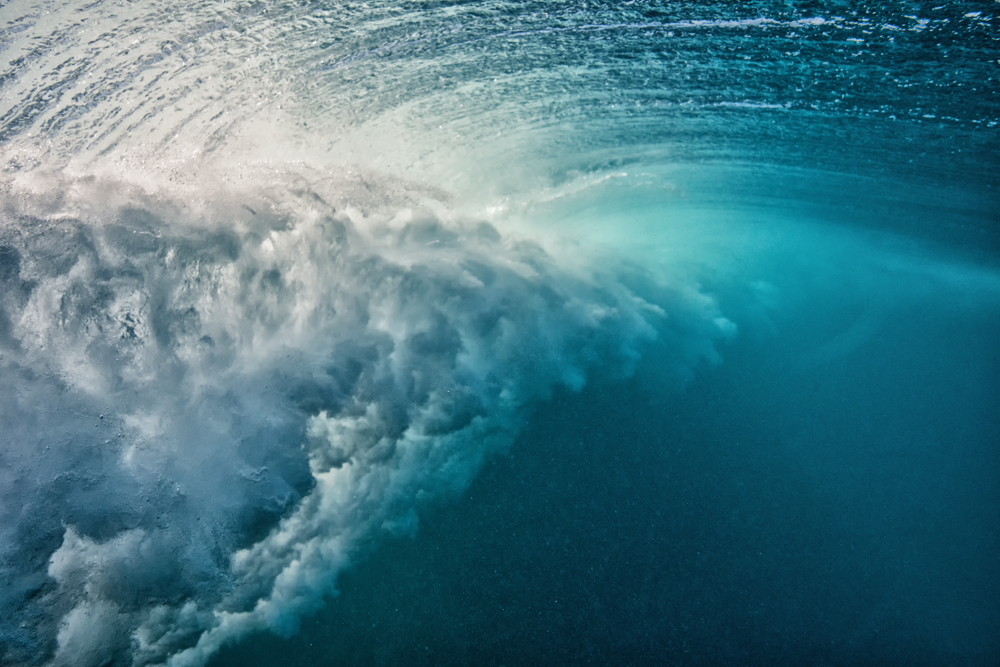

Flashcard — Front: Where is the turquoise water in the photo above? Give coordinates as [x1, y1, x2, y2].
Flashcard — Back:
[0, 2, 998, 666]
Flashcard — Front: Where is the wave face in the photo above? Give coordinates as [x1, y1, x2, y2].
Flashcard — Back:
[1, 2, 998, 666]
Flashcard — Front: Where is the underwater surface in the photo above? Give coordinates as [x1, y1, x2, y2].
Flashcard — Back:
[0, 1, 998, 665]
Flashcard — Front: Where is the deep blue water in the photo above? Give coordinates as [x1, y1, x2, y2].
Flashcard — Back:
[0, 1, 998, 666]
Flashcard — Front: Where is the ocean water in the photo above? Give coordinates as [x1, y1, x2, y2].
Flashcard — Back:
[0, 1, 998, 666]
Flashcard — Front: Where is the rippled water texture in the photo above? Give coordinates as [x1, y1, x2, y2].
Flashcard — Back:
[1, 2, 998, 666]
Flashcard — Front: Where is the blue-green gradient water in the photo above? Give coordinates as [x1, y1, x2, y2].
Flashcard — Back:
[1, 2, 998, 666]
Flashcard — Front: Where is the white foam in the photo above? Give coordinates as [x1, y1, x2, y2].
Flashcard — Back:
[0, 163, 732, 666]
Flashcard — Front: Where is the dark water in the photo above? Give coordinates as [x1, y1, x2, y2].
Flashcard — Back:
[218, 336, 1000, 666]
[0, 1, 998, 666]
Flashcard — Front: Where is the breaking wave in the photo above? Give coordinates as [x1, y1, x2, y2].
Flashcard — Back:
[1, 0, 997, 664]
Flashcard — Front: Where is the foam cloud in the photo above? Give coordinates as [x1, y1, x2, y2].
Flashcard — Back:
[0, 166, 732, 666]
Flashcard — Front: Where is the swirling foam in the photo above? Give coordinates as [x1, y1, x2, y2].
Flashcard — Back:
[0, 163, 732, 666]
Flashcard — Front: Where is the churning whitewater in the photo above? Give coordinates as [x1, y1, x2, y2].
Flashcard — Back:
[1, 1, 998, 666]
[0, 162, 736, 666]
